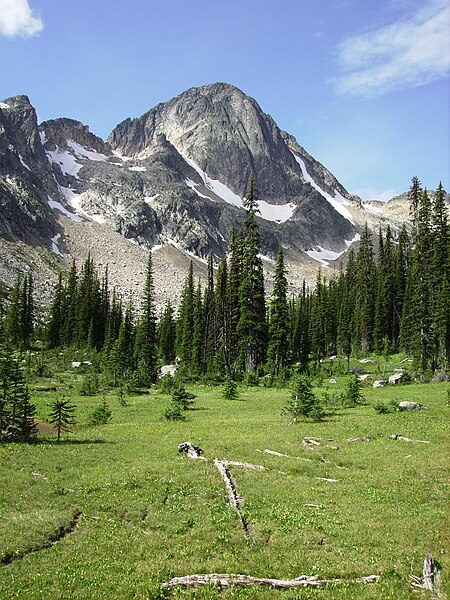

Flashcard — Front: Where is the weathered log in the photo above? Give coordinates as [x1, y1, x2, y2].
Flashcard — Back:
[390, 434, 430, 443]
[347, 435, 372, 443]
[410, 554, 443, 598]
[161, 572, 379, 590]
[257, 448, 312, 462]
[214, 459, 253, 538]
[178, 442, 206, 459]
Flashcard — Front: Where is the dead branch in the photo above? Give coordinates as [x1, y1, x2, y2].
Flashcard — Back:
[257, 448, 312, 462]
[213, 459, 253, 539]
[347, 436, 372, 443]
[316, 477, 339, 483]
[161, 572, 379, 590]
[390, 434, 430, 444]
[410, 554, 443, 599]
[178, 442, 207, 459]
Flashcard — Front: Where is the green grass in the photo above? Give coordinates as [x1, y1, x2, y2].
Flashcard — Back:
[0, 361, 448, 599]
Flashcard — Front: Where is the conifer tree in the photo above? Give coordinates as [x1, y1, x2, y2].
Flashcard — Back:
[214, 256, 230, 375]
[134, 253, 158, 384]
[202, 254, 217, 374]
[47, 272, 64, 348]
[49, 396, 77, 442]
[267, 246, 290, 377]
[353, 224, 375, 354]
[61, 260, 78, 347]
[227, 225, 243, 375]
[191, 283, 204, 375]
[237, 179, 267, 373]
[158, 301, 176, 364]
[176, 262, 195, 373]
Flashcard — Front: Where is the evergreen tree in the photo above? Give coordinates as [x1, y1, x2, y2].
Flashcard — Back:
[282, 375, 323, 422]
[0, 346, 36, 441]
[353, 224, 375, 354]
[237, 179, 267, 373]
[267, 246, 290, 377]
[4, 275, 21, 347]
[191, 283, 204, 375]
[61, 260, 78, 347]
[227, 225, 243, 375]
[48, 396, 77, 442]
[134, 254, 158, 384]
[214, 256, 230, 375]
[158, 301, 176, 364]
[47, 272, 64, 348]
[110, 303, 134, 384]
[222, 376, 239, 400]
[176, 262, 195, 373]
[202, 254, 217, 374]
[8, 359, 37, 441]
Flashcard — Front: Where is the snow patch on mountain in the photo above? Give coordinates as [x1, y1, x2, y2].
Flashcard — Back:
[67, 140, 109, 162]
[46, 146, 82, 178]
[128, 165, 147, 172]
[47, 195, 83, 222]
[306, 233, 361, 267]
[51, 233, 62, 256]
[292, 152, 354, 224]
[181, 152, 295, 223]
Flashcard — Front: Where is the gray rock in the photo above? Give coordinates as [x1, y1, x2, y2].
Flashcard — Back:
[397, 401, 426, 411]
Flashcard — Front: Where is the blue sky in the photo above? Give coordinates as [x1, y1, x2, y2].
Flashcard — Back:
[1, 0, 449, 200]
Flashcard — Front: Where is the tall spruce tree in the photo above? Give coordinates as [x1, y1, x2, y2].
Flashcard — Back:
[176, 262, 195, 373]
[237, 179, 267, 373]
[214, 256, 230, 375]
[158, 301, 176, 364]
[353, 224, 375, 354]
[267, 246, 290, 377]
[134, 253, 158, 384]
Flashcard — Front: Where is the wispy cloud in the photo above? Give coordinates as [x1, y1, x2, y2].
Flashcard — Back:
[333, 0, 450, 97]
[0, 0, 43, 38]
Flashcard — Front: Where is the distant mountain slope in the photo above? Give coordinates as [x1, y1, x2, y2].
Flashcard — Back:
[0, 83, 424, 306]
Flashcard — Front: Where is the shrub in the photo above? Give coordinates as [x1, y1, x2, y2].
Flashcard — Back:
[341, 374, 364, 406]
[282, 375, 324, 423]
[80, 371, 99, 396]
[88, 400, 112, 426]
[374, 401, 390, 414]
[222, 377, 239, 400]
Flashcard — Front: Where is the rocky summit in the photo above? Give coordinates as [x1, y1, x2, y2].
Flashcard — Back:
[0, 83, 413, 307]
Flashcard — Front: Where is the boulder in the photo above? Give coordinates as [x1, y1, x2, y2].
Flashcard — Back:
[373, 380, 385, 388]
[389, 372, 403, 384]
[397, 401, 426, 411]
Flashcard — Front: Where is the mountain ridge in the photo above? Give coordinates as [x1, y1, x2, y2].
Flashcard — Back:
[0, 82, 420, 307]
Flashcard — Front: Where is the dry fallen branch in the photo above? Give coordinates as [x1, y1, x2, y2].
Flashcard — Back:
[178, 441, 207, 459]
[214, 459, 254, 539]
[161, 572, 379, 590]
[410, 554, 443, 598]
[256, 448, 312, 462]
[316, 477, 339, 483]
[347, 435, 372, 443]
[390, 434, 430, 444]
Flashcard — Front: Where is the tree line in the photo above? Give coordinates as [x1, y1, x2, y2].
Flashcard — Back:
[0, 177, 448, 396]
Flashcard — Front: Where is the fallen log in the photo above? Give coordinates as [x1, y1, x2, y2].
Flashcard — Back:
[178, 441, 206, 459]
[410, 554, 443, 598]
[257, 448, 312, 462]
[161, 572, 379, 590]
[390, 434, 430, 443]
[214, 459, 253, 539]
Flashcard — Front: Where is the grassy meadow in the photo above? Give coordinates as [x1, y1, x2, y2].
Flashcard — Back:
[0, 354, 448, 599]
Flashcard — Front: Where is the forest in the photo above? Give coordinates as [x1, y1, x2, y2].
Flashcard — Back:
[0, 177, 448, 441]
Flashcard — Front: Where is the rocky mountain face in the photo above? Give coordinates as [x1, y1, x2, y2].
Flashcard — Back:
[0, 83, 416, 307]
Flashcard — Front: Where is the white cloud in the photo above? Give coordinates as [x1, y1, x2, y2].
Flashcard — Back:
[0, 0, 43, 38]
[334, 0, 450, 96]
